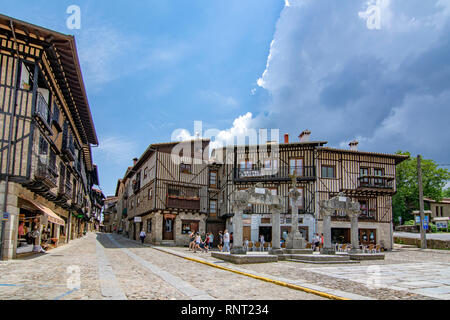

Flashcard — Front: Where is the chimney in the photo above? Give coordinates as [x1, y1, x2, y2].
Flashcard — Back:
[299, 130, 311, 142]
[284, 134, 289, 144]
[349, 140, 359, 151]
[133, 158, 138, 166]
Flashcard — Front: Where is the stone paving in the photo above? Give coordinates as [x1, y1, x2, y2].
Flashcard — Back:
[0, 233, 323, 300]
[161, 243, 450, 300]
[1, 232, 448, 300]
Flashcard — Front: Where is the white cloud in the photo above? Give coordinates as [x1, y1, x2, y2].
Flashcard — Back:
[95, 136, 138, 166]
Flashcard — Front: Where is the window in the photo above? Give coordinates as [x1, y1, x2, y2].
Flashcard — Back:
[52, 101, 60, 124]
[182, 220, 199, 234]
[144, 167, 148, 179]
[147, 220, 152, 233]
[210, 200, 217, 217]
[289, 158, 303, 176]
[137, 197, 141, 207]
[239, 160, 253, 170]
[148, 188, 153, 200]
[168, 188, 180, 196]
[180, 163, 192, 174]
[269, 188, 277, 195]
[360, 167, 369, 185]
[321, 165, 335, 178]
[210, 171, 217, 188]
[39, 136, 48, 155]
[374, 168, 383, 185]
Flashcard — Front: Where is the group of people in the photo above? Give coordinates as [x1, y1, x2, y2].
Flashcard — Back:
[312, 233, 324, 251]
[188, 232, 214, 253]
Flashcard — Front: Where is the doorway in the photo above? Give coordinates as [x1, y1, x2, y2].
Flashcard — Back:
[163, 217, 174, 240]
[331, 228, 350, 244]
[259, 226, 272, 242]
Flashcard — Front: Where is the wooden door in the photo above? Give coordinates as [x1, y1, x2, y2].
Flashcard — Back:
[163, 218, 174, 240]
[243, 226, 251, 242]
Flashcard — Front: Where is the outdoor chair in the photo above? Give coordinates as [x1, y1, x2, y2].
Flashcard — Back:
[306, 243, 312, 249]
[366, 244, 374, 253]
[263, 242, 269, 251]
[374, 244, 381, 253]
[281, 242, 286, 249]
[248, 241, 253, 251]
[339, 244, 347, 252]
[255, 242, 261, 251]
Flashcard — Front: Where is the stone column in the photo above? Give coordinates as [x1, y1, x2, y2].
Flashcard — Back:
[269, 204, 283, 254]
[286, 192, 306, 249]
[320, 208, 335, 255]
[230, 208, 246, 255]
[348, 211, 361, 253]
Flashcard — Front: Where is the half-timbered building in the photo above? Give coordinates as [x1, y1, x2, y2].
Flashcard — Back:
[0, 15, 99, 259]
[316, 141, 408, 249]
[211, 131, 326, 243]
[123, 139, 211, 246]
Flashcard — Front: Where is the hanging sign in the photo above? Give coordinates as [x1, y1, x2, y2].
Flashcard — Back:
[134, 217, 142, 223]
[2, 212, 9, 221]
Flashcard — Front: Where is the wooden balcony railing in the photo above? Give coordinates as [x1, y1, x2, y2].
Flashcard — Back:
[166, 195, 201, 211]
[234, 166, 316, 182]
[358, 175, 395, 189]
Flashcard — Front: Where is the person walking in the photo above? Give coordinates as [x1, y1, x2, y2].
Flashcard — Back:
[223, 229, 230, 252]
[139, 229, 146, 244]
[320, 233, 324, 250]
[314, 233, 320, 252]
[208, 233, 214, 250]
[259, 234, 265, 251]
[189, 231, 195, 251]
[218, 231, 223, 252]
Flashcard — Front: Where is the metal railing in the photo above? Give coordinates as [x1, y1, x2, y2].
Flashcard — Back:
[35, 160, 58, 187]
[35, 92, 52, 126]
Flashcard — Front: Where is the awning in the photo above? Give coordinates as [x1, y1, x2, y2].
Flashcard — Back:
[28, 200, 65, 226]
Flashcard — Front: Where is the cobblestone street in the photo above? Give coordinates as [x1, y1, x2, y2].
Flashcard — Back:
[1, 232, 449, 300]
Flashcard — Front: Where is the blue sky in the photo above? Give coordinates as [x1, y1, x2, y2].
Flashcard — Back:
[2, 0, 449, 195]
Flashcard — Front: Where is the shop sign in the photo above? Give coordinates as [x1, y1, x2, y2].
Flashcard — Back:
[2, 212, 9, 221]
[134, 217, 142, 223]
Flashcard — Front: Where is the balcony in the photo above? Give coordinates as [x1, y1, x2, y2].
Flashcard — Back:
[34, 92, 53, 135]
[58, 180, 72, 200]
[166, 195, 201, 211]
[62, 138, 75, 162]
[34, 160, 58, 189]
[234, 166, 316, 182]
[357, 175, 395, 194]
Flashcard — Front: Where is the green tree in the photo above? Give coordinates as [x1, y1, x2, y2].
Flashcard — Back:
[443, 187, 450, 198]
[393, 151, 450, 225]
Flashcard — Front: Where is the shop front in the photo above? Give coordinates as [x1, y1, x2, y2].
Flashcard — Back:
[16, 199, 65, 255]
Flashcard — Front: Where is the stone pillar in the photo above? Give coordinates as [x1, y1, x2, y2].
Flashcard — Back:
[230, 208, 246, 255]
[348, 211, 361, 253]
[286, 193, 306, 249]
[320, 209, 335, 255]
[272, 210, 281, 250]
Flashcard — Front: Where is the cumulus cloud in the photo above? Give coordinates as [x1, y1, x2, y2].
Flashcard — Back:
[253, 0, 450, 163]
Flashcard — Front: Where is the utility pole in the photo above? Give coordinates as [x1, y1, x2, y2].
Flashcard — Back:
[417, 155, 427, 249]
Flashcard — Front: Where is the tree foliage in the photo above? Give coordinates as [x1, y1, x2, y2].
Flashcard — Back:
[393, 151, 450, 224]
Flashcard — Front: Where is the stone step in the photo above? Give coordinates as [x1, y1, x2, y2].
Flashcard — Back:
[160, 240, 177, 247]
[289, 254, 350, 262]
[286, 259, 360, 265]
[284, 249, 314, 255]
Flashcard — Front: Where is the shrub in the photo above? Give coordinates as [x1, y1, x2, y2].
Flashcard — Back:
[404, 220, 415, 226]
[428, 223, 437, 233]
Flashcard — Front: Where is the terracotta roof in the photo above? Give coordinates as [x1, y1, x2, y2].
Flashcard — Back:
[318, 147, 409, 164]
[424, 197, 450, 204]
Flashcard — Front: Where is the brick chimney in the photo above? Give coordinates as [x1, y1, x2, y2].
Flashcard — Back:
[284, 134, 289, 144]
[349, 140, 359, 151]
[299, 130, 311, 142]
[133, 158, 138, 166]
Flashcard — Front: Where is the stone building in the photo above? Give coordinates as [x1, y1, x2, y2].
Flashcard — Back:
[0, 15, 100, 259]
[122, 139, 213, 246]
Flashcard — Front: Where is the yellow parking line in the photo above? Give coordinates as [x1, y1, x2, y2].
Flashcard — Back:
[151, 247, 350, 301]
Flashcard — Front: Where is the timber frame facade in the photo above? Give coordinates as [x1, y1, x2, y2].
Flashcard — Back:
[0, 15, 100, 260]
[211, 136, 408, 249]
[118, 139, 213, 246]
